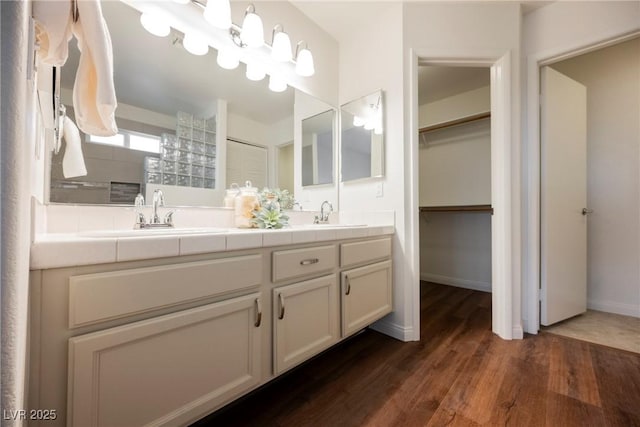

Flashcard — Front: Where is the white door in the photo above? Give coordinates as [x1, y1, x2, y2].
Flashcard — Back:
[226, 140, 268, 188]
[540, 66, 588, 326]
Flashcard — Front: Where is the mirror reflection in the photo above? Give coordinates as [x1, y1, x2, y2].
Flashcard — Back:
[49, 0, 327, 208]
[301, 109, 335, 186]
[340, 90, 384, 182]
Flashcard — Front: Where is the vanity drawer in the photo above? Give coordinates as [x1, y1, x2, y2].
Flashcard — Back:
[272, 245, 336, 282]
[68, 254, 262, 328]
[340, 237, 391, 268]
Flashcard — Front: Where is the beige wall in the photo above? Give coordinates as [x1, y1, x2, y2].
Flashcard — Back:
[551, 38, 640, 317]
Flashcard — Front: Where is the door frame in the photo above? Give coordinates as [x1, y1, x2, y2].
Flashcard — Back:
[408, 48, 519, 340]
[524, 31, 640, 334]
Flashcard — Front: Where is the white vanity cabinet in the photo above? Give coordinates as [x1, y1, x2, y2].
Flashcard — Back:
[68, 293, 263, 427]
[28, 233, 394, 427]
[340, 238, 393, 337]
[271, 245, 339, 374]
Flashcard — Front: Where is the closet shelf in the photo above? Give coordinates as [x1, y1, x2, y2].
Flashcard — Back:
[420, 205, 493, 213]
[419, 112, 490, 134]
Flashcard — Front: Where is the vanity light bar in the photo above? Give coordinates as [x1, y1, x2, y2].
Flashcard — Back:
[165, 0, 315, 79]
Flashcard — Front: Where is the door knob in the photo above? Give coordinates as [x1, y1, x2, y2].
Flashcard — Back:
[582, 208, 593, 215]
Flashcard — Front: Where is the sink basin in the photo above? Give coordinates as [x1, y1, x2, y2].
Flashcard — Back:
[80, 227, 228, 238]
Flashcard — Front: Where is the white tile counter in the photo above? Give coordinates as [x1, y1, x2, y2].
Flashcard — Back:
[30, 225, 395, 270]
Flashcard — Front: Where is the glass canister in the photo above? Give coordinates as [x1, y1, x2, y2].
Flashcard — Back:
[223, 183, 240, 208]
[234, 181, 260, 228]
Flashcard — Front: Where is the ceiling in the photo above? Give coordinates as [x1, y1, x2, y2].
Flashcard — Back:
[292, 1, 554, 42]
[61, 1, 294, 124]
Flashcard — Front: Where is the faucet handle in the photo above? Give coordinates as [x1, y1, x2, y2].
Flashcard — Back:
[164, 210, 175, 226]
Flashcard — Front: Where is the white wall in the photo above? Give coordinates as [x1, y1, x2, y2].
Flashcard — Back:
[420, 212, 492, 292]
[550, 38, 640, 317]
[419, 86, 491, 206]
[522, 1, 640, 330]
[338, 3, 409, 340]
[419, 85, 490, 127]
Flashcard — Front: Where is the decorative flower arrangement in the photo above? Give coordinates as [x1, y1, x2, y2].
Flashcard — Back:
[252, 187, 293, 229]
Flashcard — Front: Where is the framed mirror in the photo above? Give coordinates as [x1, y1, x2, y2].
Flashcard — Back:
[301, 109, 335, 187]
[340, 90, 384, 182]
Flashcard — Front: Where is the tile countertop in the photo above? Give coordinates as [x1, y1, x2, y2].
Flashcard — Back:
[30, 225, 395, 270]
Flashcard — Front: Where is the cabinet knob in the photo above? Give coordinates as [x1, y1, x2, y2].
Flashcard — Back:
[345, 276, 351, 295]
[300, 258, 319, 266]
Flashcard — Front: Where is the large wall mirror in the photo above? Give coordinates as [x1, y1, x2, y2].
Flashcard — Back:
[340, 90, 384, 182]
[48, 0, 335, 209]
[301, 109, 335, 187]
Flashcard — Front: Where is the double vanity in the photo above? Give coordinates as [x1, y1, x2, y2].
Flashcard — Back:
[28, 220, 394, 426]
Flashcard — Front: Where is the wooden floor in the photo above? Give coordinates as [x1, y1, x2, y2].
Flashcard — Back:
[193, 282, 640, 427]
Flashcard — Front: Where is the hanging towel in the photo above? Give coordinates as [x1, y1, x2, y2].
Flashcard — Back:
[33, 0, 118, 137]
[33, 0, 73, 66]
[72, 0, 118, 136]
[62, 115, 87, 178]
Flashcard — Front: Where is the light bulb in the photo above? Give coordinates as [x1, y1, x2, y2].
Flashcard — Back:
[246, 62, 266, 81]
[204, 0, 232, 30]
[183, 33, 208, 56]
[353, 116, 365, 127]
[295, 47, 314, 77]
[364, 120, 375, 130]
[217, 49, 239, 70]
[268, 75, 287, 92]
[240, 7, 264, 48]
[374, 124, 383, 135]
[271, 30, 292, 62]
[140, 12, 170, 37]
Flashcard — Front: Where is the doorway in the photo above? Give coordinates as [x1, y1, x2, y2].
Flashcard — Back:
[539, 37, 640, 351]
[409, 49, 517, 340]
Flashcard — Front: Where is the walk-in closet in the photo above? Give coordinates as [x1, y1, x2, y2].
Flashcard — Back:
[418, 66, 492, 295]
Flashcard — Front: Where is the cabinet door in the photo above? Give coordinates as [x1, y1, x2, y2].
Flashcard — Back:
[67, 293, 263, 427]
[273, 275, 338, 374]
[341, 260, 393, 337]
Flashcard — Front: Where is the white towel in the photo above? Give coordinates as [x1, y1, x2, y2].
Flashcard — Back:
[33, 0, 118, 137]
[72, 0, 118, 136]
[33, 0, 73, 66]
[62, 115, 87, 178]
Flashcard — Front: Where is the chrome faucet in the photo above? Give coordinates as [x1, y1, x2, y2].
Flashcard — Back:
[133, 189, 174, 229]
[151, 189, 165, 224]
[134, 193, 146, 226]
[314, 201, 333, 224]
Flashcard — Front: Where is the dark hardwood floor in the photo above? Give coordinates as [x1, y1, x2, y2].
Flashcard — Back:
[193, 282, 640, 426]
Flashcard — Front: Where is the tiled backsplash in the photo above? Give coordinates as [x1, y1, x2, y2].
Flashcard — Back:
[31, 198, 395, 239]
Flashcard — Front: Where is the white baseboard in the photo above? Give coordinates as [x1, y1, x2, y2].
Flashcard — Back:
[512, 325, 524, 339]
[420, 273, 491, 293]
[369, 319, 415, 342]
[588, 299, 640, 318]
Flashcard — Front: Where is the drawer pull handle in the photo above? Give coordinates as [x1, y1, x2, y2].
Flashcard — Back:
[345, 276, 351, 295]
[300, 258, 319, 266]
[254, 298, 262, 327]
[278, 293, 285, 319]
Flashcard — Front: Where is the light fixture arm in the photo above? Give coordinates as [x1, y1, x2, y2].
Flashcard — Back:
[295, 40, 309, 58]
[272, 24, 285, 43]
